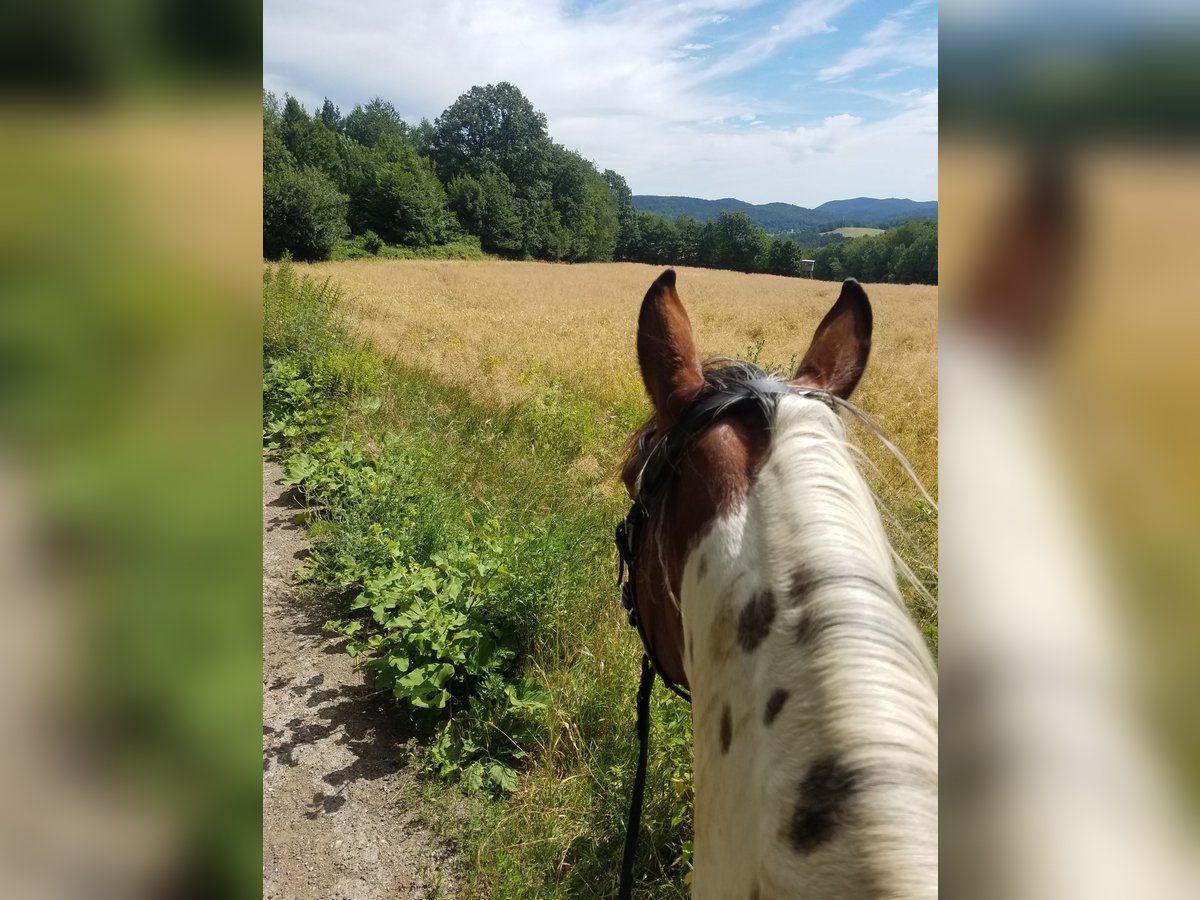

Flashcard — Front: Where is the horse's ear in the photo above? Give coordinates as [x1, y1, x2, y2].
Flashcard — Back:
[637, 269, 704, 427]
[961, 153, 1079, 354]
[791, 278, 873, 399]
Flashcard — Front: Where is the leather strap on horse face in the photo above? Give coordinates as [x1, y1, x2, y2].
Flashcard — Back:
[615, 373, 830, 897]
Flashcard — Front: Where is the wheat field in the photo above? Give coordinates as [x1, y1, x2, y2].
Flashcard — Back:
[298, 261, 936, 472]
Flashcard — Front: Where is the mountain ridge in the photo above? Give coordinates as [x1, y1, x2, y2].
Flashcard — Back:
[632, 194, 938, 235]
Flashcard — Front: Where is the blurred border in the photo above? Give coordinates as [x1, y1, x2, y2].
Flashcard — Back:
[941, 2, 1200, 897]
[0, 2, 262, 897]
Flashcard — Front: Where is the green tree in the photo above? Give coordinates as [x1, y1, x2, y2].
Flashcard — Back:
[550, 148, 618, 261]
[343, 97, 407, 147]
[603, 169, 641, 261]
[766, 238, 805, 277]
[517, 189, 569, 260]
[633, 213, 679, 264]
[263, 165, 348, 261]
[349, 143, 455, 247]
[263, 91, 293, 175]
[889, 222, 937, 284]
[429, 82, 552, 192]
[280, 95, 340, 178]
[264, 128, 294, 175]
[447, 170, 523, 254]
[318, 97, 342, 132]
[674, 215, 702, 266]
[709, 212, 768, 273]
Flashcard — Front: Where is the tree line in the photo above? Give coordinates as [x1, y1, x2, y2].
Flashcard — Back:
[263, 82, 936, 284]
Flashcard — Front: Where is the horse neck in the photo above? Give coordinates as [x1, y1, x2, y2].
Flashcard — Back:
[680, 395, 938, 900]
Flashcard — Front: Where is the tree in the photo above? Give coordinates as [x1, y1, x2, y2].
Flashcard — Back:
[263, 91, 293, 175]
[550, 148, 618, 261]
[318, 98, 342, 132]
[349, 142, 456, 247]
[766, 238, 805, 277]
[603, 169, 641, 261]
[343, 97, 407, 148]
[263, 166, 348, 261]
[280, 95, 340, 177]
[428, 82, 552, 192]
[708, 212, 768, 273]
[447, 170, 523, 254]
[263, 127, 294, 175]
[889, 221, 937, 284]
[633, 213, 679, 264]
[674, 216, 702, 266]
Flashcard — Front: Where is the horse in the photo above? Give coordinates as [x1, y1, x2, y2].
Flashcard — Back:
[619, 271, 938, 898]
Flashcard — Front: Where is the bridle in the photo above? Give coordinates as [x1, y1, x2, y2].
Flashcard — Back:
[614, 371, 835, 898]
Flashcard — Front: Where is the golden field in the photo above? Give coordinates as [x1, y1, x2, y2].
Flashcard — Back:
[298, 261, 936, 477]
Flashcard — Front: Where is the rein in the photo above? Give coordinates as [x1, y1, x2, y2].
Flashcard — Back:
[614, 373, 830, 897]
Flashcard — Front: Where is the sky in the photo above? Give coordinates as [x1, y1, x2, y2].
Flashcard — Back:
[263, 0, 938, 207]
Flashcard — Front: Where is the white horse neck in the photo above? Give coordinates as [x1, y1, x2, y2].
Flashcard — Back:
[680, 394, 938, 900]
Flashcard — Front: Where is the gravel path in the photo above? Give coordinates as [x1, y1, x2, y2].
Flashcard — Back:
[263, 457, 458, 900]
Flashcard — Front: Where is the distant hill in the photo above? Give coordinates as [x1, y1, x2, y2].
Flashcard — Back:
[632, 195, 938, 235]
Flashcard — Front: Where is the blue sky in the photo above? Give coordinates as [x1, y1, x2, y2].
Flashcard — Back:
[264, 1, 937, 206]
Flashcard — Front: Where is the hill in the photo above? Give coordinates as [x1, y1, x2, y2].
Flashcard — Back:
[632, 194, 938, 234]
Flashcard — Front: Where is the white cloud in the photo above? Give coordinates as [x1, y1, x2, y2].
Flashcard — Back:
[819, 0, 937, 82]
[263, 0, 937, 205]
[699, 0, 854, 80]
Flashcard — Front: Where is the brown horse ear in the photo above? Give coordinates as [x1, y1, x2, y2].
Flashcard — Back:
[637, 269, 704, 427]
[791, 278, 873, 399]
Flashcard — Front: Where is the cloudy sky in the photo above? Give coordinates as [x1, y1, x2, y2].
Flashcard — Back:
[264, 0, 937, 207]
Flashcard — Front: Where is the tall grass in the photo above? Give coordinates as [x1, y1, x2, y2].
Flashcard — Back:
[263, 259, 937, 898]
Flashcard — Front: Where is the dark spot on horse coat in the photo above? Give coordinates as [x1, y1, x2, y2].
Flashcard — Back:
[737, 590, 776, 652]
[697, 552, 708, 579]
[788, 565, 820, 607]
[794, 607, 821, 645]
[764, 688, 789, 725]
[720, 704, 732, 754]
[788, 756, 857, 854]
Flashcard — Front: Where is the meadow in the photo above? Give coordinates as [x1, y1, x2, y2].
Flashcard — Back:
[822, 226, 886, 238]
[267, 258, 937, 897]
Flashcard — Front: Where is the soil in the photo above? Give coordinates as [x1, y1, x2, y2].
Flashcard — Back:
[263, 457, 459, 899]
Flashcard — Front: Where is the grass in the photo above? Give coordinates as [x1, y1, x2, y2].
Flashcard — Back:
[268, 258, 937, 898]
[821, 226, 886, 238]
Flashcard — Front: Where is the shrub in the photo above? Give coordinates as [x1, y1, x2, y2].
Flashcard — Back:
[363, 229, 383, 254]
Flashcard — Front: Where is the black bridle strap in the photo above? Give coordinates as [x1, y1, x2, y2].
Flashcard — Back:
[618, 654, 656, 900]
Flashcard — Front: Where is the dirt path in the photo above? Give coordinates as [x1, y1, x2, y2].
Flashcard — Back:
[263, 458, 458, 900]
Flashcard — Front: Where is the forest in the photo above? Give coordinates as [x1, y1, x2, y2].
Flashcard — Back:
[264, 82, 937, 285]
